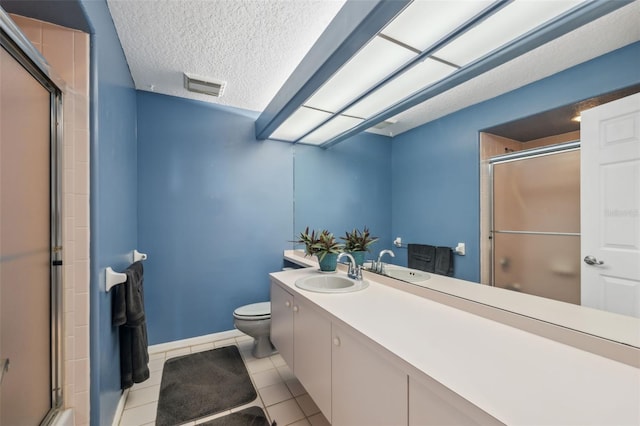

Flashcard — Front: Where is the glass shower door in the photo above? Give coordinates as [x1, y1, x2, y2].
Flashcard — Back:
[492, 148, 581, 304]
[0, 44, 53, 425]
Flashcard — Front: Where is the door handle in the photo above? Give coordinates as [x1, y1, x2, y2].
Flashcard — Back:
[0, 358, 9, 385]
[584, 255, 604, 266]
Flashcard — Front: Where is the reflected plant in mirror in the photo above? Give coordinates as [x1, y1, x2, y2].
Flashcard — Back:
[293, 82, 640, 349]
[340, 226, 378, 266]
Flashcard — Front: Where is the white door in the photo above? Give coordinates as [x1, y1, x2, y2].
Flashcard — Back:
[581, 92, 640, 317]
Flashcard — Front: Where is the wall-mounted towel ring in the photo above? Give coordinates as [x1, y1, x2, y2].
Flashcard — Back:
[105, 249, 148, 292]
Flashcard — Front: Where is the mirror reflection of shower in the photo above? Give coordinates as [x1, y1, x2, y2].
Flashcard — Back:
[491, 145, 581, 305]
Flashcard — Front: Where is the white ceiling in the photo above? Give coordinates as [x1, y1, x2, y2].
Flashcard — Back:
[107, 0, 640, 139]
[107, 0, 346, 112]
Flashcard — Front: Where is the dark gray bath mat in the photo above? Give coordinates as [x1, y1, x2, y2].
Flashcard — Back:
[156, 345, 257, 426]
[199, 406, 273, 426]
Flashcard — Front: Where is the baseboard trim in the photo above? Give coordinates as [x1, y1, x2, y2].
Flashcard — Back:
[112, 389, 129, 426]
[148, 329, 244, 354]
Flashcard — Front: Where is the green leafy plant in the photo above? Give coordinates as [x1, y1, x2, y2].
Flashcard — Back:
[293, 227, 343, 261]
[341, 226, 378, 252]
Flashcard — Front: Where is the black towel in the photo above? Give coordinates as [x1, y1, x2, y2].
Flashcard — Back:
[112, 261, 149, 389]
[407, 244, 436, 273]
[434, 246, 454, 277]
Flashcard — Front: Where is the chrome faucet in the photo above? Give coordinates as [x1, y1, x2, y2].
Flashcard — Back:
[337, 252, 363, 281]
[374, 249, 395, 273]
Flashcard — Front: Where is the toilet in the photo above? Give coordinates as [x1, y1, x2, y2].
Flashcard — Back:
[233, 302, 274, 358]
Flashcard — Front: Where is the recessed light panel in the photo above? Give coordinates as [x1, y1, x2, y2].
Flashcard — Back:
[305, 36, 417, 113]
[380, 0, 492, 52]
[435, 1, 582, 67]
[345, 58, 456, 119]
[269, 107, 331, 141]
[300, 115, 364, 145]
[266, 0, 604, 146]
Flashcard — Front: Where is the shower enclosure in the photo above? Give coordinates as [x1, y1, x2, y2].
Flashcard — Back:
[0, 15, 63, 425]
[491, 144, 581, 304]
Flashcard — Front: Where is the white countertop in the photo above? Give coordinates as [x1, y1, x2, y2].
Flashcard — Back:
[271, 263, 640, 425]
[284, 250, 640, 349]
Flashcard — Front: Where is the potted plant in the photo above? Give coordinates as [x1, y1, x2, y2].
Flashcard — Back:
[341, 226, 378, 266]
[294, 227, 343, 272]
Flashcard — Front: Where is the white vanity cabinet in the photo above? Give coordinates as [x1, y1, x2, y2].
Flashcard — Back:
[332, 323, 408, 426]
[409, 372, 502, 426]
[270, 281, 332, 420]
[271, 275, 502, 425]
[270, 281, 294, 367]
[292, 296, 332, 419]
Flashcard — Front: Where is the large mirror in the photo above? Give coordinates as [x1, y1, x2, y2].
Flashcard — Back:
[292, 34, 640, 348]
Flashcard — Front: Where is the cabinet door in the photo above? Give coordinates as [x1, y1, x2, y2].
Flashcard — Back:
[409, 373, 503, 426]
[332, 324, 408, 426]
[270, 281, 294, 368]
[294, 297, 332, 420]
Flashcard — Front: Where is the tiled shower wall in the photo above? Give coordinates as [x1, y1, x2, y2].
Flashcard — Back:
[11, 15, 91, 425]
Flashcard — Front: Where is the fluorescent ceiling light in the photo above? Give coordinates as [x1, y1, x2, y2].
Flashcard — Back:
[270, 107, 331, 141]
[305, 36, 416, 113]
[300, 115, 364, 145]
[265, 0, 621, 147]
[380, 0, 492, 52]
[345, 58, 456, 119]
[435, 1, 582, 66]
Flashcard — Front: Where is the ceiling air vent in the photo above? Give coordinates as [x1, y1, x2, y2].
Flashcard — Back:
[183, 73, 226, 97]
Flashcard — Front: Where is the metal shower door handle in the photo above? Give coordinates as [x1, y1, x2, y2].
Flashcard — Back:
[0, 358, 9, 385]
[584, 255, 604, 266]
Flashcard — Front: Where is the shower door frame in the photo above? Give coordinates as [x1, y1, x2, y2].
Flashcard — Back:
[0, 10, 64, 423]
[488, 141, 580, 289]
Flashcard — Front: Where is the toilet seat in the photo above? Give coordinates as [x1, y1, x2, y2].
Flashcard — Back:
[233, 302, 271, 320]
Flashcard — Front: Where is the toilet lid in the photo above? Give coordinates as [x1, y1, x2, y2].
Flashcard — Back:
[233, 302, 271, 319]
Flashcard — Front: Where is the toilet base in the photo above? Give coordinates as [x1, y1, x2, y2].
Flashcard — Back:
[252, 335, 276, 359]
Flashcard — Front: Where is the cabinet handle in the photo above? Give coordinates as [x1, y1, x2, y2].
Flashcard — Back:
[285, 300, 291, 308]
[293, 305, 299, 313]
[333, 337, 341, 347]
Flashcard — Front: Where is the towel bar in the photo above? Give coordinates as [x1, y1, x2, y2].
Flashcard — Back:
[106, 267, 127, 292]
[134, 249, 148, 262]
[105, 249, 148, 292]
[392, 240, 466, 256]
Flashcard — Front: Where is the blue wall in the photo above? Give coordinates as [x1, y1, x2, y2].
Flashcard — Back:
[391, 42, 640, 282]
[80, 1, 138, 425]
[294, 133, 392, 258]
[137, 92, 293, 345]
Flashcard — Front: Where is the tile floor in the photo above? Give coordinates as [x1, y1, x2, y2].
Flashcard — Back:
[117, 333, 331, 426]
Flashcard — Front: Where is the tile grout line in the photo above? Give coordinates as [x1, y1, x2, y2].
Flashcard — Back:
[119, 332, 327, 426]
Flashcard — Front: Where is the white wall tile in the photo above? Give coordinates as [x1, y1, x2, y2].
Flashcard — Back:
[74, 358, 90, 392]
[73, 325, 89, 359]
[74, 293, 89, 326]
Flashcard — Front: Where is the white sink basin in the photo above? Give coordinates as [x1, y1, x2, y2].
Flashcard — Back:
[295, 274, 369, 293]
[383, 265, 431, 284]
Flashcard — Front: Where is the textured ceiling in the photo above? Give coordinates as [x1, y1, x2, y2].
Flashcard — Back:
[107, 0, 346, 113]
[108, 0, 640, 138]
